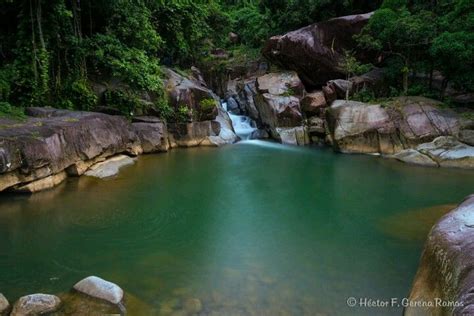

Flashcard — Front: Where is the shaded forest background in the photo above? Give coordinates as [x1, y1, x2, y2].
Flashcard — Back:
[0, 0, 472, 118]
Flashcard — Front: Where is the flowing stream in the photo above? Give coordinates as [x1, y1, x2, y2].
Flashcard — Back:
[222, 101, 257, 140]
[0, 144, 473, 315]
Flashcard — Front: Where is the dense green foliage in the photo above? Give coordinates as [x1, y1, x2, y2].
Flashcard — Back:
[357, 0, 474, 98]
[0, 0, 471, 118]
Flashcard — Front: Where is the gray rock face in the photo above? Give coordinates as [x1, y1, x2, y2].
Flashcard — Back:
[169, 121, 221, 147]
[417, 136, 474, 169]
[407, 195, 474, 316]
[327, 97, 465, 155]
[255, 72, 305, 139]
[307, 116, 326, 134]
[256, 72, 305, 97]
[262, 13, 373, 87]
[0, 108, 139, 192]
[459, 129, 474, 146]
[11, 294, 61, 316]
[73, 276, 124, 305]
[301, 91, 327, 115]
[132, 121, 169, 153]
[0, 294, 9, 316]
[276, 127, 310, 146]
[391, 149, 438, 167]
[84, 155, 136, 179]
[163, 68, 218, 121]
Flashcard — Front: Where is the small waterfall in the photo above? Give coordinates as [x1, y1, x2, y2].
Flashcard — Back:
[222, 101, 257, 140]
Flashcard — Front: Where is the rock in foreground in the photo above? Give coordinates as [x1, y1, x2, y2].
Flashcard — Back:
[0, 294, 9, 316]
[407, 195, 474, 315]
[11, 294, 61, 316]
[73, 276, 124, 305]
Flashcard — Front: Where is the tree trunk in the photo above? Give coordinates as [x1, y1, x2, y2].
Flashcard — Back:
[440, 78, 449, 100]
[403, 72, 408, 95]
[29, 0, 38, 81]
[428, 64, 434, 91]
[36, 0, 45, 51]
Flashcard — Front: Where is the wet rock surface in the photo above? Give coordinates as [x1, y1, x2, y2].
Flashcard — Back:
[0, 294, 9, 316]
[407, 195, 474, 316]
[84, 155, 136, 179]
[11, 294, 61, 316]
[73, 276, 123, 305]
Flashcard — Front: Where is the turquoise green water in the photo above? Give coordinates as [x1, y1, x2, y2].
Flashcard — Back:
[0, 141, 473, 315]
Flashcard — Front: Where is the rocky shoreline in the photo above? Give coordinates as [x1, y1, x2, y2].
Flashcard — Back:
[0, 275, 164, 315]
[1, 72, 474, 194]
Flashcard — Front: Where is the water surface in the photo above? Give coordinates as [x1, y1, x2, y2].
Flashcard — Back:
[0, 141, 473, 315]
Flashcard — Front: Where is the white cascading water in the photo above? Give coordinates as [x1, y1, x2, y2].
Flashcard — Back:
[222, 101, 257, 140]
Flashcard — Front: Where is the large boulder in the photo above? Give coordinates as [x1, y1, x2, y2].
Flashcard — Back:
[255, 72, 305, 138]
[262, 13, 373, 87]
[163, 68, 218, 121]
[11, 294, 61, 316]
[0, 108, 139, 192]
[326, 97, 466, 155]
[406, 195, 474, 316]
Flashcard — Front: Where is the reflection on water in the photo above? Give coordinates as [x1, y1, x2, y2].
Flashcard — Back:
[0, 144, 473, 315]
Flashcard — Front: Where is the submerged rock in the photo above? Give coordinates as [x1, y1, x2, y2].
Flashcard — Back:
[378, 204, 456, 241]
[84, 155, 135, 179]
[183, 298, 202, 314]
[11, 294, 61, 316]
[0, 294, 9, 316]
[407, 195, 474, 315]
[55, 291, 155, 316]
[73, 276, 124, 305]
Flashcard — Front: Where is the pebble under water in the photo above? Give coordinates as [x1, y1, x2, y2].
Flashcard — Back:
[1, 141, 473, 315]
